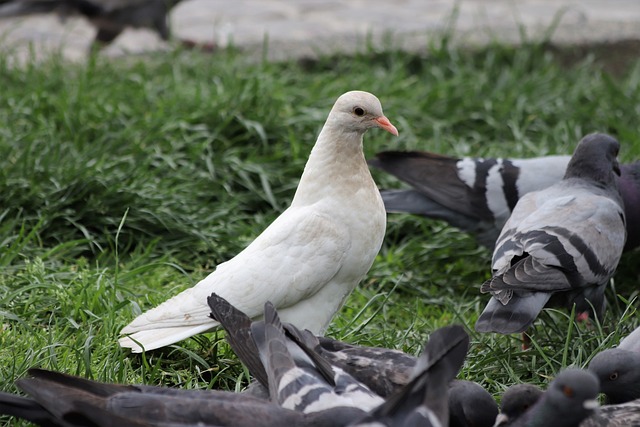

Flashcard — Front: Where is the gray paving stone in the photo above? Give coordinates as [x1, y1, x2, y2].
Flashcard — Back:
[0, 0, 639, 62]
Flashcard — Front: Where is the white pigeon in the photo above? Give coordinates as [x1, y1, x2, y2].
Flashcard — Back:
[119, 90, 398, 352]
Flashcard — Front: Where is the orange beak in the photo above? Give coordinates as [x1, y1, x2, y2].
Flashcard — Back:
[375, 116, 399, 136]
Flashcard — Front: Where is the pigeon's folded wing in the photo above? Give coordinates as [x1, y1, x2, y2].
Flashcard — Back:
[120, 207, 350, 344]
[493, 187, 625, 283]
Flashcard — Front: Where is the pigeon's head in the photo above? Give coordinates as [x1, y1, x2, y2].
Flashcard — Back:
[588, 348, 640, 404]
[495, 383, 543, 426]
[329, 91, 398, 136]
[544, 369, 599, 420]
[566, 133, 621, 182]
[448, 380, 499, 427]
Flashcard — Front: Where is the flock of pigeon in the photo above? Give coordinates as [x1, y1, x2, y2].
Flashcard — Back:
[1, 296, 640, 426]
[0, 89, 638, 427]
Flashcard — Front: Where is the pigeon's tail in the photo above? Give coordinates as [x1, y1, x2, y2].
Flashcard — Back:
[475, 292, 551, 334]
[379, 189, 460, 216]
[0, 391, 57, 427]
[369, 150, 498, 221]
[118, 322, 215, 353]
[119, 288, 219, 353]
[207, 293, 269, 388]
[0, 1, 61, 17]
[0, 0, 104, 18]
[380, 189, 501, 248]
[360, 325, 469, 425]
[11, 369, 135, 424]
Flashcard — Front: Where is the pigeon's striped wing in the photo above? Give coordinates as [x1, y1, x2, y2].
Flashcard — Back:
[207, 293, 269, 388]
[492, 185, 626, 289]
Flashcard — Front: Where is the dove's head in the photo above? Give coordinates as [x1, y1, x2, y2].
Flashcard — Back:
[565, 133, 621, 182]
[495, 383, 543, 426]
[328, 91, 398, 136]
[588, 348, 640, 404]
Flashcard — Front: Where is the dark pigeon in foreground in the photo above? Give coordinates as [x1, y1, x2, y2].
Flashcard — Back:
[448, 379, 498, 427]
[0, 0, 213, 52]
[588, 325, 640, 404]
[0, 301, 471, 427]
[498, 369, 600, 427]
[208, 292, 415, 399]
[210, 292, 497, 427]
[475, 133, 627, 334]
[496, 377, 640, 427]
[250, 301, 383, 417]
[351, 324, 470, 427]
[580, 399, 640, 426]
[0, 300, 379, 427]
[369, 150, 640, 252]
[0, 368, 336, 427]
[495, 383, 543, 426]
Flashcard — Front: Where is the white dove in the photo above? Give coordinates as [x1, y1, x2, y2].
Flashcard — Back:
[119, 90, 398, 352]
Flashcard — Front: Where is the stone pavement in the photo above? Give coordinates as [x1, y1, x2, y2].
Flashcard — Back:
[0, 0, 639, 62]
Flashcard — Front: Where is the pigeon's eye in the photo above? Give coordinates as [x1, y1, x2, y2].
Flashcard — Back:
[610, 372, 619, 381]
[353, 107, 365, 116]
[562, 386, 574, 398]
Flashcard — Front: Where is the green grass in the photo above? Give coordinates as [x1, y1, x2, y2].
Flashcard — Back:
[1, 38, 640, 424]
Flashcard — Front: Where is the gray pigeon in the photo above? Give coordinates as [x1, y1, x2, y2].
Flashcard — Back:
[475, 133, 627, 334]
[210, 292, 497, 427]
[350, 324, 470, 427]
[0, 368, 328, 427]
[213, 296, 472, 426]
[0, 297, 388, 427]
[0, 304, 471, 427]
[494, 384, 544, 426]
[369, 150, 569, 248]
[496, 379, 640, 427]
[618, 324, 640, 352]
[448, 380, 498, 427]
[208, 292, 415, 399]
[312, 335, 416, 398]
[497, 369, 600, 427]
[369, 151, 640, 252]
[250, 301, 384, 417]
[580, 399, 640, 427]
[0, 0, 211, 51]
[588, 325, 640, 404]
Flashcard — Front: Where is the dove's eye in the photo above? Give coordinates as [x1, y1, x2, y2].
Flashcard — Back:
[353, 107, 365, 116]
[562, 386, 574, 397]
[609, 372, 619, 381]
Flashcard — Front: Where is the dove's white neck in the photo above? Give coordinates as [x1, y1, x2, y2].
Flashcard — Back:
[291, 122, 372, 207]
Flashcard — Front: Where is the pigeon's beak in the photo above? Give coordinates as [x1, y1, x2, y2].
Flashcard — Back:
[613, 160, 621, 176]
[493, 413, 509, 426]
[583, 399, 599, 410]
[375, 116, 399, 136]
